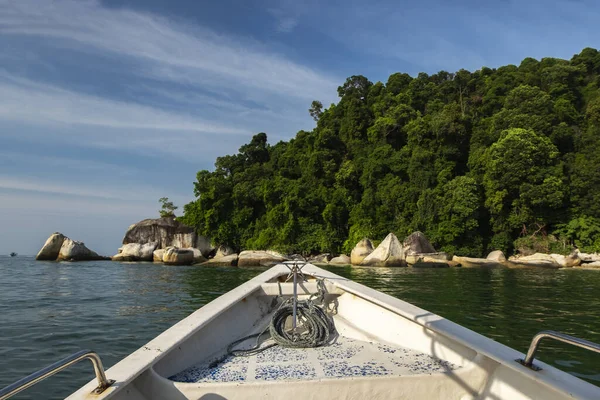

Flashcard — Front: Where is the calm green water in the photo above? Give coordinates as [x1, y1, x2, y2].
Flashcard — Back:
[1, 257, 599, 399]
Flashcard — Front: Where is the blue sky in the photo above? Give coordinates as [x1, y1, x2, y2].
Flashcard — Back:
[0, 0, 597, 255]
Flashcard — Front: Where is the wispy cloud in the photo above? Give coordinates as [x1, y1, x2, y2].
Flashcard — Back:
[0, 0, 338, 102]
[0, 71, 245, 134]
[0, 175, 188, 203]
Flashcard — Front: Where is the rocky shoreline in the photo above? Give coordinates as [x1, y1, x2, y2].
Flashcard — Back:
[35, 218, 600, 270]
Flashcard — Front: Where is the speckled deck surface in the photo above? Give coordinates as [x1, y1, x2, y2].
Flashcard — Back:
[170, 337, 459, 383]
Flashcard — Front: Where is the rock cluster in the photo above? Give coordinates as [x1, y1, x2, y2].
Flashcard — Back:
[36, 233, 106, 261]
[110, 218, 212, 265]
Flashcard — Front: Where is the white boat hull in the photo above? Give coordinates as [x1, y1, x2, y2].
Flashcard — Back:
[67, 264, 600, 400]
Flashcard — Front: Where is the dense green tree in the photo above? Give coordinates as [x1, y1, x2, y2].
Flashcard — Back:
[181, 48, 600, 256]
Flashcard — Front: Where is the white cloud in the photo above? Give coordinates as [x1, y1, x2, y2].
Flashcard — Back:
[0, 71, 244, 134]
[0, 0, 338, 103]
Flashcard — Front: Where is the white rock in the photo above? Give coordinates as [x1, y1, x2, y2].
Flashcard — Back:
[508, 253, 560, 268]
[112, 242, 157, 262]
[238, 250, 287, 267]
[36, 233, 66, 260]
[361, 233, 406, 267]
[202, 254, 239, 267]
[486, 250, 506, 263]
[162, 247, 194, 265]
[57, 238, 103, 261]
[452, 255, 501, 268]
[329, 255, 351, 265]
[350, 239, 374, 265]
[153, 249, 165, 262]
[576, 251, 600, 263]
[406, 252, 449, 265]
[577, 261, 600, 268]
[412, 256, 450, 268]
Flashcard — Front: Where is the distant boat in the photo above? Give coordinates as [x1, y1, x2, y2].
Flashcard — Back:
[9, 252, 17, 257]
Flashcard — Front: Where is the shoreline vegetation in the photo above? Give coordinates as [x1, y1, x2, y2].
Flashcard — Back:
[35, 48, 600, 269]
[179, 48, 600, 260]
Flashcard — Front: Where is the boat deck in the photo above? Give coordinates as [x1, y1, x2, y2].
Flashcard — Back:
[170, 336, 459, 384]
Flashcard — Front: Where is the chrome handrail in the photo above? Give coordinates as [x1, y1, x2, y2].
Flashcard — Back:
[517, 330, 600, 370]
[0, 350, 114, 400]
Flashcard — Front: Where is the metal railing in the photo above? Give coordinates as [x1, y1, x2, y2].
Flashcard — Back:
[517, 330, 600, 371]
[0, 350, 114, 400]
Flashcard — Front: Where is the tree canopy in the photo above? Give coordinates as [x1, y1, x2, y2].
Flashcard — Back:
[181, 48, 600, 256]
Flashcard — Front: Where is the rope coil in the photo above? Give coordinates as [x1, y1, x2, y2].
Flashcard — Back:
[227, 287, 334, 357]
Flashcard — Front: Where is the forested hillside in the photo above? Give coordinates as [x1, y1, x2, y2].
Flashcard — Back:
[181, 48, 600, 257]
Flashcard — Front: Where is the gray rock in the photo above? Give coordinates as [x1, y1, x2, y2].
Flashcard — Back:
[329, 254, 351, 265]
[122, 218, 212, 256]
[351, 238, 374, 265]
[309, 253, 332, 264]
[486, 250, 506, 263]
[202, 254, 239, 267]
[162, 247, 194, 265]
[191, 248, 207, 264]
[238, 250, 287, 267]
[361, 233, 406, 267]
[36, 233, 66, 260]
[403, 231, 436, 255]
[57, 238, 104, 261]
[215, 245, 235, 258]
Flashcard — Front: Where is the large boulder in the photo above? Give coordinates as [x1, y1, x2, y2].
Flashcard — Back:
[361, 233, 406, 267]
[508, 253, 561, 268]
[403, 231, 436, 255]
[452, 255, 501, 268]
[351, 239, 374, 265]
[329, 254, 351, 265]
[36, 233, 66, 260]
[237, 250, 287, 267]
[122, 218, 212, 256]
[162, 247, 194, 265]
[112, 242, 157, 262]
[57, 238, 104, 261]
[486, 250, 506, 263]
[202, 254, 238, 267]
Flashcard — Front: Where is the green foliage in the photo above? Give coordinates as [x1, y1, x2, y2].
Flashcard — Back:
[159, 197, 177, 218]
[554, 216, 600, 253]
[181, 49, 600, 256]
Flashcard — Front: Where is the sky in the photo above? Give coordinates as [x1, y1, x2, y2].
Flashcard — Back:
[0, 0, 598, 256]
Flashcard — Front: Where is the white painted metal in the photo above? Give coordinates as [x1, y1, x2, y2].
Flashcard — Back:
[66, 264, 600, 400]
